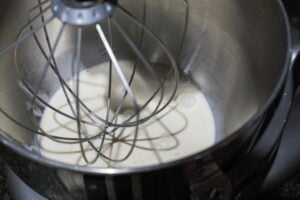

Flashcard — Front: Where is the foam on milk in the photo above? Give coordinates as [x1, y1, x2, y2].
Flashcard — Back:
[38, 61, 216, 168]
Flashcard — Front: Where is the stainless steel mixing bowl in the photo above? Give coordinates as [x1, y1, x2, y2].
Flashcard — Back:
[0, 0, 290, 199]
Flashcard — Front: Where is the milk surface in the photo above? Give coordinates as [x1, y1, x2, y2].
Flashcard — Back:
[39, 61, 216, 167]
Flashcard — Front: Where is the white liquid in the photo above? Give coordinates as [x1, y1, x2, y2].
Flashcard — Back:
[39, 61, 216, 168]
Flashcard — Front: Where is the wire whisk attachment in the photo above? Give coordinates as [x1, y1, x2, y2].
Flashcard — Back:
[0, 0, 179, 165]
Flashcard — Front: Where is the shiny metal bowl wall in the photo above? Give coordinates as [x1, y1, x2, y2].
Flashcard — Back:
[0, 0, 288, 149]
[0, 0, 290, 198]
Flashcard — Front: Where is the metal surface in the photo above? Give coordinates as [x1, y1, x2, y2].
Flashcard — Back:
[5, 165, 47, 200]
[260, 85, 300, 195]
[0, 0, 292, 199]
[259, 0, 300, 194]
[232, 67, 294, 200]
[51, 0, 117, 26]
